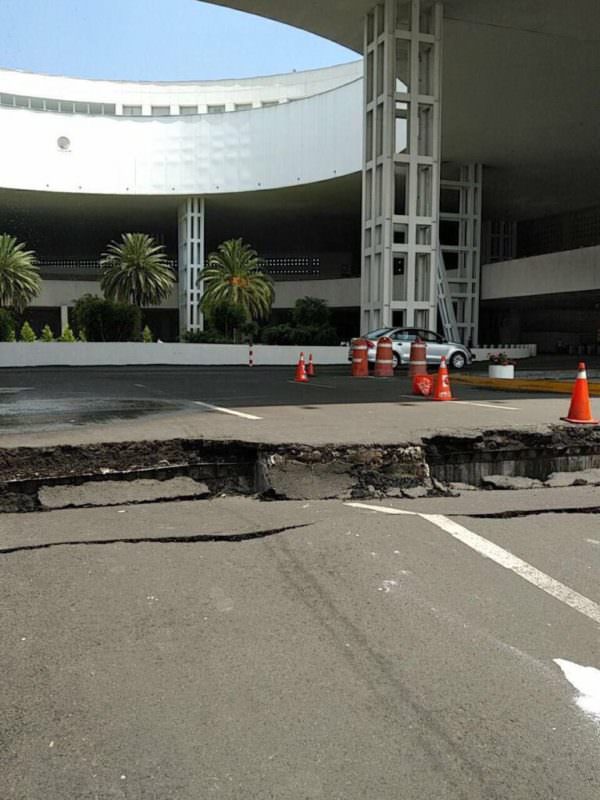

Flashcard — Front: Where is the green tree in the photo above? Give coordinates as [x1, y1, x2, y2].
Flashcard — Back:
[40, 324, 54, 342]
[142, 325, 153, 343]
[0, 234, 41, 312]
[58, 325, 76, 342]
[20, 321, 36, 342]
[199, 239, 273, 322]
[0, 308, 15, 341]
[292, 297, 331, 328]
[100, 233, 175, 308]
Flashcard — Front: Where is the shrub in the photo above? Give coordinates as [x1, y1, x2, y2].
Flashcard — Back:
[260, 323, 296, 346]
[292, 297, 331, 328]
[182, 329, 230, 344]
[207, 301, 248, 339]
[72, 294, 141, 341]
[142, 325, 153, 343]
[58, 325, 76, 343]
[40, 324, 54, 342]
[20, 321, 36, 342]
[260, 322, 339, 346]
[0, 308, 15, 341]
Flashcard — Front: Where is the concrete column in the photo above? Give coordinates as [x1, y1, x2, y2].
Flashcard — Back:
[177, 197, 205, 336]
[60, 305, 69, 332]
[362, 0, 443, 333]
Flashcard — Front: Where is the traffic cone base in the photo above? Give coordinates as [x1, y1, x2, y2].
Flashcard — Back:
[432, 357, 454, 401]
[295, 352, 309, 383]
[561, 362, 599, 424]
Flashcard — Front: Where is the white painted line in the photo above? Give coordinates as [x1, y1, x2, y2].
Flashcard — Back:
[0, 387, 34, 394]
[193, 401, 262, 420]
[398, 395, 519, 410]
[346, 502, 600, 625]
[453, 400, 520, 411]
[420, 513, 600, 625]
[286, 381, 336, 389]
[344, 502, 416, 516]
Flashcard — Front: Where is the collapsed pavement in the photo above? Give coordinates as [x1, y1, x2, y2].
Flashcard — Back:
[1, 425, 600, 512]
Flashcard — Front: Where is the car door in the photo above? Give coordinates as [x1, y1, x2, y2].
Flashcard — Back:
[417, 330, 446, 364]
[390, 329, 417, 364]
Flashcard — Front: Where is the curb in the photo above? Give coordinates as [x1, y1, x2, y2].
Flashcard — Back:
[454, 374, 600, 396]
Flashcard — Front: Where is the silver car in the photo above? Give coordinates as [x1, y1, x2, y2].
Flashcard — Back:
[356, 327, 474, 370]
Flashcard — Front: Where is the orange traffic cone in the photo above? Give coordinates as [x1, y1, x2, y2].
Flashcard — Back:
[295, 352, 309, 383]
[432, 356, 454, 401]
[561, 362, 599, 424]
[306, 353, 315, 377]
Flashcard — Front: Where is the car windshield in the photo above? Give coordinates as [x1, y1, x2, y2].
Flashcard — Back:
[363, 327, 393, 339]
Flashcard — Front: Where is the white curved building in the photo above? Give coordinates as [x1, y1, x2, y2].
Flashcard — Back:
[3, 0, 600, 352]
[0, 61, 364, 339]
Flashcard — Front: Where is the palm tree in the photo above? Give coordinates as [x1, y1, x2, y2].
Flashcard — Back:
[199, 238, 274, 321]
[0, 234, 41, 312]
[100, 233, 175, 307]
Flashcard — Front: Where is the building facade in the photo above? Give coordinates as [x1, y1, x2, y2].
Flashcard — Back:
[2, 0, 600, 351]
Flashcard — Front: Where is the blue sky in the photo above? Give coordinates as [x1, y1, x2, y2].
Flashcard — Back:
[0, 0, 357, 80]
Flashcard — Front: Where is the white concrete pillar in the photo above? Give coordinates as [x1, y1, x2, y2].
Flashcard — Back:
[177, 197, 205, 336]
[60, 305, 69, 332]
[362, 0, 443, 333]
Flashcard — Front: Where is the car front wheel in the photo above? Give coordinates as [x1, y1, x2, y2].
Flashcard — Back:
[392, 352, 400, 370]
[449, 351, 467, 370]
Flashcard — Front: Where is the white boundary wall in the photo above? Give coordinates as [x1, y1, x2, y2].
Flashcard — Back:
[0, 343, 350, 368]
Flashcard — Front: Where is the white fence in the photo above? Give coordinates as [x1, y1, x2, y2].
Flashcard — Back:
[471, 344, 537, 361]
[0, 342, 350, 368]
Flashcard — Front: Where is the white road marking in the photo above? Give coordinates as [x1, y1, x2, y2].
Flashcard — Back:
[345, 502, 416, 516]
[345, 502, 600, 625]
[554, 659, 600, 720]
[398, 395, 519, 410]
[133, 383, 146, 388]
[452, 400, 520, 411]
[193, 401, 262, 420]
[420, 513, 600, 625]
[0, 387, 34, 394]
[286, 381, 336, 389]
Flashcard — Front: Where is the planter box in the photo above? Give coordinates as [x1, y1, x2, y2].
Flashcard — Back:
[488, 364, 515, 379]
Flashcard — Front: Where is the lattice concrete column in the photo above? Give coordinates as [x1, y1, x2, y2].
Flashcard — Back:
[177, 197, 205, 336]
[362, 0, 443, 333]
[440, 163, 483, 345]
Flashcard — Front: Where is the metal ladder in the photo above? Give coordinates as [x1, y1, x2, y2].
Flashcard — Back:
[436, 247, 460, 343]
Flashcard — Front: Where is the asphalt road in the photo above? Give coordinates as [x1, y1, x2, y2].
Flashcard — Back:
[0, 365, 580, 447]
[2, 491, 600, 799]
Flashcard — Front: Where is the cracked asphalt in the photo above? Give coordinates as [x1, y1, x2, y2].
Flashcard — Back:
[2, 491, 600, 799]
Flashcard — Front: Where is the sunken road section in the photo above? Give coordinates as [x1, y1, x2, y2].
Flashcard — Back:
[1, 427, 600, 512]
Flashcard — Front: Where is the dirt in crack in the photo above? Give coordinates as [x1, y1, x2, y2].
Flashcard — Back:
[0, 523, 313, 556]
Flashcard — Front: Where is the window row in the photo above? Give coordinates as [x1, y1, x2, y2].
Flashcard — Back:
[0, 93, 286, 116]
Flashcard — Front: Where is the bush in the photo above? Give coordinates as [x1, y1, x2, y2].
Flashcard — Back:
[0, 309, 15, 342]
[72, 294, 141, 341]
[182, 329, 230, 344]
[40, 324, 54, 342]
[20, 321, 36, 342]
[260, 322, 339, 346]
[292, 297, 331, 328]
[58, 325, 76, 342]
[142, 325, 153, 343]
[207, 301, 248, 339]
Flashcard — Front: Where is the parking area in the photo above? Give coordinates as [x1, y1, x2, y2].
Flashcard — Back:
[0, 364, 581, 447]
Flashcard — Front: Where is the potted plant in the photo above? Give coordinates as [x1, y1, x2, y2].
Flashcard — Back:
[488, 352, 515, 379]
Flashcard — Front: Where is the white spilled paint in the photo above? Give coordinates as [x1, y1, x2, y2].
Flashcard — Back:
[193, 401, 262, 420]
[345, 502, 416, 516]
[554, 659, 600, 720]
[378, 579, 398, 593]
[345, 502, 600, 626]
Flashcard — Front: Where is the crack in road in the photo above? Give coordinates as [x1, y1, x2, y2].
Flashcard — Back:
[0, 523, 312, 555]
[458, 506, 600, 520]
